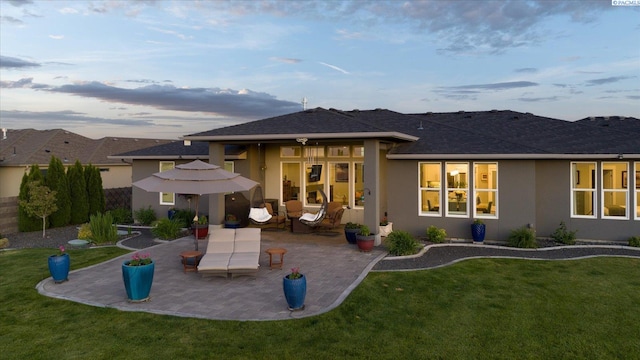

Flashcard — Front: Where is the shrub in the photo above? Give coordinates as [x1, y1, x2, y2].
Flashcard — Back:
[172, 208, 195, 228]
[385, 230, 421, 256]
[508, 226, 537, 248]
[77, 223, 93, 240]
[550, 221, 577, 245]
[109, 208, 134, 225]
[629, 236, 640, 247]
[89, 212, 118, 244]
[151, 218, 183, 240]
[359, 224, 371, 236]
[426, 225, 447, 243]
[134, 206, 157, 226]
[345, 222, 360, 229]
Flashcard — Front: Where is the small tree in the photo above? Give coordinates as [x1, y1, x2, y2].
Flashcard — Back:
[18, 165, 45, 232]
[19, 181, 58, 238]
[85, 164, 105, 216]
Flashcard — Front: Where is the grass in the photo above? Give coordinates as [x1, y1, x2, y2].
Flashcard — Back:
[1, 248, 639, 359]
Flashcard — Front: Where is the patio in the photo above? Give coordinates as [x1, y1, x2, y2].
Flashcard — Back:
[36, 229, 386, 321]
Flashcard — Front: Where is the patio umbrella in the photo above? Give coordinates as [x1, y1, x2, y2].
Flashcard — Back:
[132, 160, 259, 248]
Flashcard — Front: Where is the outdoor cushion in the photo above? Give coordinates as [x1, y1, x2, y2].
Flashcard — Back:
[249, 207, 272, 223]
[198, 253, 231, 271]
[234, 239, 259, 253]
[234, 228, 260, 241]
[227, 252, 260, 270]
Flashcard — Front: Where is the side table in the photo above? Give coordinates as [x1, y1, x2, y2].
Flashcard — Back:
[180, 250, 202, 273]
[265, 248, 287, 270]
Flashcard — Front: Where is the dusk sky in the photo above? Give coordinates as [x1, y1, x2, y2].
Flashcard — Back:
[1, 0, 639, 139]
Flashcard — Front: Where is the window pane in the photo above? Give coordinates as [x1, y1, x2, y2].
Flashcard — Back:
[573, 191, 595, 216]
[446, 163, 468, 216]
[327, 146, 350, 157]
[305, 162, 324, 205]
[280, 146, 301, 157]
[159, 161, 175, 205]
[603, 162, 627, 190]
[603, 162, 628, 217]
[353, 146, 364, 157]
[354, 162, 365, 207]
[419, 163, 441, 215]
[303, 146, 325, 159]
[329, 163, 350, 204]
[282, 162, 301, 202]
[474, 163, 498, 217]
[636, 162, 640, 219]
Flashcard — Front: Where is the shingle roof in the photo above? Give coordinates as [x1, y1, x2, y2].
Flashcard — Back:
[0, 129, 172, 167]
[111, 141, 247, 159]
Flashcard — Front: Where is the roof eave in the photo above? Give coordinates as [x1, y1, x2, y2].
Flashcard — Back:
[182, 132, 418, 142]
[387, 154, 640, 160]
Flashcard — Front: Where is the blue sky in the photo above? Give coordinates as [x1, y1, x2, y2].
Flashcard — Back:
[1, 0, 639, 139]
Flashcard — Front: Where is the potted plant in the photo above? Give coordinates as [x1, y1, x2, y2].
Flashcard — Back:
[122, 252, 154, 302]
[224, 213, 241, 229]
[356, 224, 376, 252]
[191, 215, 209, 239]
[48, 245, 70, 283]
[379, 216, 393, 237]
[344, 222, 360, 244]
[471, 219, 486, 243]
[282, 267, 306, 311]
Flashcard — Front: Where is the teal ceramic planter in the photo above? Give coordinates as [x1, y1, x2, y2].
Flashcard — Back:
[283, 274, 306, 311]
[48, 253, 70, 283]
[122, 261, 155, 302]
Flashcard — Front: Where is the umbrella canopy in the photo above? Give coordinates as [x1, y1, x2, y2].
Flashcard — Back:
[132, 159, 259, 220]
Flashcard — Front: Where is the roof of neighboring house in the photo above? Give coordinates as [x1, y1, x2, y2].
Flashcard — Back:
[0, 129, 173, 167]
[182, 108, 640, 159]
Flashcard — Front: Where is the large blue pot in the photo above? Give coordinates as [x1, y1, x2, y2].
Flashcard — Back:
[122, 261, 155, 302]
[471, 223, 486, 243]
[48, 253, 70, 283]
[283, 274, 306, 311]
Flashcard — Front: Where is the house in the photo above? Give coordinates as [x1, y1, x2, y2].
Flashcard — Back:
[0, 128, 173, 233]
[122, 108, 640, 243]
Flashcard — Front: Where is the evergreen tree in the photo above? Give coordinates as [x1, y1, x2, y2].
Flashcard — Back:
[85, 164, 105, 216]
[68, 160, 89, 224]
[18, 165, 45, 232]
[46, 156, 71, 227]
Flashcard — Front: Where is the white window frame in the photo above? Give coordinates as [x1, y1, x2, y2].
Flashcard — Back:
[473, 162, 498, 219]
[601, 162, 629, 220]
[571, 162, 597, 219]
[418, 162, 442, 217]
[635, 162, 640, 220]
[445, 162, 469, 218]
[353, 161, 365, 209]
[159, 161, 175, 206]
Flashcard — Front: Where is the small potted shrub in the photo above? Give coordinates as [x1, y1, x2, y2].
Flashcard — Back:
[471, 219, 486, 243]
[379, 216, 393, 237]
[344, 222, 361, 244]
[356, 224, 376, 252]
[191, 215, 209, 239]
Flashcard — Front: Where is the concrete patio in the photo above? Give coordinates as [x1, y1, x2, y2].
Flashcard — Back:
[37, 229, 386, 321]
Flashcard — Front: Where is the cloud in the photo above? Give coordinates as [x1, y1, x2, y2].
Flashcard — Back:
[318, 62, 350, 74]
[517, 96, 563, 102]
[0, 109, 156, 127]
[585, 76, 635, 86]
[49, 34, 64, 40]
[0, 77, 48, 89]
[1, 15, 24, 24]
[270, 57, 302, 64]
[515, 68, 538, 73]
[443, 81, 538, 91]
[47, 82, 301, 118]
[0, 55, 41, 69]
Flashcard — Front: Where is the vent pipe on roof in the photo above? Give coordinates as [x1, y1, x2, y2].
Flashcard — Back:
[2, 128, 6, 140]
[302, 97, 308, 110]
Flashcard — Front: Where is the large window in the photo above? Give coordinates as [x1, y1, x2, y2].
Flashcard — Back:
[474, 163, 498, 218]
[282, 162, 301, 202]
[354, 162, 365, 208]
[571, 162, 596, 217]
[446, 163, 469, 217]
[635, 162, 640, 220]
[329, 162, 350, 205]
[418, 162, 441, 215]
[159, 161, 175, 205]
[602, 162, 628, 219]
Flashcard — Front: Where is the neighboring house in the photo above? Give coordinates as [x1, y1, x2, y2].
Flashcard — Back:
[127, 108, 640, 243]
[0, 128, 173, 233]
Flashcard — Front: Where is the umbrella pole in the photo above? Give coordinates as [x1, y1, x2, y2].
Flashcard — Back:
[193, 195, 200, 250]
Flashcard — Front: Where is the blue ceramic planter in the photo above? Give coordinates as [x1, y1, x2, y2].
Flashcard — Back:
[471, 223, 486, 243]
[283, 274, 306, 311]
[122, 261, 155, 302]
[48, 253, 70, 283]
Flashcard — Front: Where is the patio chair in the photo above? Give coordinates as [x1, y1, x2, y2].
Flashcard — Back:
[298, 189, 328, 227]
[317, 202, 345, 230]
[249, 186, 286, 230]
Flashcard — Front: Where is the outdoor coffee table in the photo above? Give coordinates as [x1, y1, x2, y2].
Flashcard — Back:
[265, 248, 287, 270]
[180, 250, 202, 273]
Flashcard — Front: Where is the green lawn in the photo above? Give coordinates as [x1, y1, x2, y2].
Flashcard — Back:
[1, 248, 639, 359]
